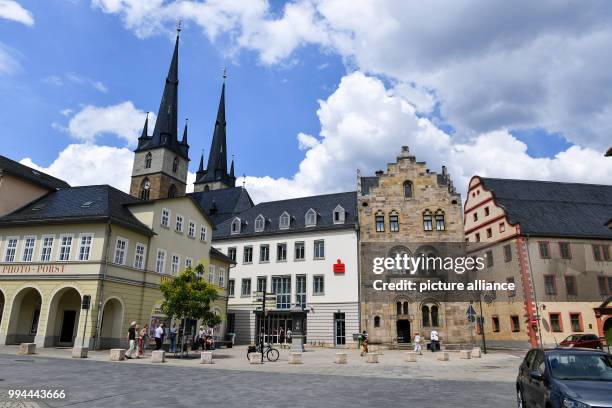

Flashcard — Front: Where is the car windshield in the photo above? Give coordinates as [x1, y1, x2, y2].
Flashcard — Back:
[548, 353, 612, 381]
[562, 335, 579, 342]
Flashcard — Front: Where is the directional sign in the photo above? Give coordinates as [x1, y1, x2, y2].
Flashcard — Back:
[466, 304, 477, 317]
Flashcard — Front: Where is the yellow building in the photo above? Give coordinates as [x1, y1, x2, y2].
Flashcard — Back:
[0, 184, 233, 349]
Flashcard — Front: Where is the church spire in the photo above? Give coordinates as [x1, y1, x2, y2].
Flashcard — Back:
[139, 112, 149, 139]
[181, 118, 188, 145]
[203, 81, 228, 181]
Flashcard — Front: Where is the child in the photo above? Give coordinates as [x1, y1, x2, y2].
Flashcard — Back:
[413, 332, 422, 355]
[360, 331, 369, 356]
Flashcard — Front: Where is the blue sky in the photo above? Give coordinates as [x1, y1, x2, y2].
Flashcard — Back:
[1, 1, 610, 202]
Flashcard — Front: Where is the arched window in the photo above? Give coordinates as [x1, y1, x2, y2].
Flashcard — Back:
[279, 212, 290, 229]
[403, 301, 409, 315]
[172, 157, 179, 173]
[396, 302, 402, 315]
[305, 208, 317, 227]
[422, 305, 430, 327]
[168, 184, 177, 198]
[431, 305, 439, 327]
[374, 316, 381, 328]
[423, 210, 433, 231]
[375, 211, 385, 232]
[231, 218, 241, 235]
[403, 181, 413, 198]
[254, 214, 265, 232]
[435, 210, 445, 231]
[139, 178, 150, 201]
[144, 153, 152, 169]
[389, 210, 399, 232]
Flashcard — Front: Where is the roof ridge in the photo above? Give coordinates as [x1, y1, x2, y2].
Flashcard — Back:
[256, 191, 357, 206]
[481, 177, 612, 189]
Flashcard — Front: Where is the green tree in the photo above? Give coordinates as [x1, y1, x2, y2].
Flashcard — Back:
[160, 264, 222, 355]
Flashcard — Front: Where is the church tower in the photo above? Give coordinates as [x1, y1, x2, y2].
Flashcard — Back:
[193, 80, 236, 192]
[130, 30, 189, 200]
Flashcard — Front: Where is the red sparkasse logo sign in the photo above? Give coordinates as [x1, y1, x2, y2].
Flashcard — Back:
[333, 259, 345, 274]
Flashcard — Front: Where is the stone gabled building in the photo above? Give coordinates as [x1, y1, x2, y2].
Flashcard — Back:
[358, 146, 471, 347]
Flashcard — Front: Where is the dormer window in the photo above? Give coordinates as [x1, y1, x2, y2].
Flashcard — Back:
[231, 218, 241, 235]
[145, 153, 152, 169]
[279, 212, 290, 230]
[254, 214, 265, 232]
[172, 157, 179, 173]
[305, 208, 317, 227]
[333, 205, 345, 224]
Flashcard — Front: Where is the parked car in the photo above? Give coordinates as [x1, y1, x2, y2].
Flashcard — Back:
[559, 334, 604, 350]
[516, 347, 612, 408]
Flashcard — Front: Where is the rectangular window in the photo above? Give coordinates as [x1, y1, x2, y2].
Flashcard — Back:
[544, 275, 557, 295]
[423, 213, 433, 231]
[503, 244, 512, 262]
[538, 241, 550, 259]
[492, 316, 500, 332]
[486, 228, 492, 238]
[510, 315, 520, 332]
[314, 240, 325, 259]
[161, 209, 170, 227]
[375, 215, 385, 232]
[593, 245, 603, 261]
[241, 278, 251, 297]
[277, 243, 287, 261]
[598, 276, 609, 295]
[389, 214, 399, 232]
[296, 275, 306, 308]
[228, 279, 235, 297]
[313, 275, 325, 295]
[486, 250, 494, 267]
[185, 257, 193, 269]
[569, 313, 583, 332]
[171, 254, 180, 275]
[58, 235, 73, 261]
[227, 247, 236, 262]
[175, 215, 184, 233]
[603, 245, 611, 261]
[499, 222, 505, 233]
[473, 212, 478, 222]
[549, 313, 562, 332]
[295, 241, 305, 260]
[218, 267, 225, 287]
[209, 265, 215, 284]
[435, 213, 445, 231]
[475, 233, 481, 242]
[200, 226, 207, 242]
[114, 238, 128, 265]
[155, 250, 166, 274]
[21, 236, 36, 262]
[484, 206, 490, 216]
[564, 275, 577, 296]
[559, 242, 571, 260]
[243, 246, 253, 263]
[78, 234, 93, 261]
[257, 276, 267, 293]
[188, 221, 196, 238]
[507, 277, 516, 297]
[134, 243, 146, 269]
[259, 244, 270, 262]
[272, 276, 291, 309]
[40, 236, 54, 262]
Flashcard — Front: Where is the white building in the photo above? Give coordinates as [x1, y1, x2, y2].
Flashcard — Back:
[213, 192, 360, 347]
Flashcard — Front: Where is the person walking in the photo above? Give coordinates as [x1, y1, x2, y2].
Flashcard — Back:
[430, 329, 439, 352]
[279, 327, 286, 349]
[154, 323, 164, 350]
[169, 323, 177, 353]
[138, 324, 148, 357]
[286, 329, 292, 347]
[126, 321, 137, 359]
[413, 331, 422, 355]
[198, 326, 206, 350]
[360, 330, 369, 356]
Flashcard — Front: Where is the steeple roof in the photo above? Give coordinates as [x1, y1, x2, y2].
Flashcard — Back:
[135, 34, 189, 160]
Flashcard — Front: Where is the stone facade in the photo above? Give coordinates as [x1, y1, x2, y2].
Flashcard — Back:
[358, 146, 471, 347]
[130, 148, 188, 200]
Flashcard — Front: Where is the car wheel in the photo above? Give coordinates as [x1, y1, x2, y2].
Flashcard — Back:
[517, 387, 526, 408]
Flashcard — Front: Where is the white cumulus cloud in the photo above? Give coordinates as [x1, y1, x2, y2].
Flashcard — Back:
[0, 0, 34, 26]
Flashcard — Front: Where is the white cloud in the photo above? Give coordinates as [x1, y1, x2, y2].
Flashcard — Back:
[44, 73, 108, 93]
[0, 0, 34, 26]
[57, 101, 151, 146]
[0, 43, 19, 75]
[21, 144, 134, 191]
[244, 72, 612, 203]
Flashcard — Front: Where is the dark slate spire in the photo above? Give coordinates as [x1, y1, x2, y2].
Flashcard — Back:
[201, 82, 230, 183]
[135, 31, 188, 160]
[196, 150, 205, 179]
[181, 118, 188, 145]
[139, 112, 149, 140]
[229, 156, 235, 178]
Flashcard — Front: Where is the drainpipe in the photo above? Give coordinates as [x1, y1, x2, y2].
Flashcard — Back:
[94, 219, 112, 350]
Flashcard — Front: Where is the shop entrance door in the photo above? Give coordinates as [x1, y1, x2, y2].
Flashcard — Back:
[334, 312, 346, 346]
[59, 310, 76, 344]
[396, 319, 411, 343]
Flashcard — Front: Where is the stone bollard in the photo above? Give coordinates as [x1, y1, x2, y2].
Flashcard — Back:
[459, 350, 472, 359]
[437, 352, 450, 361]
[72, 346, 88, 358]
[472, 347, 482, 358]
[151, 350, 165, 363]
[405, 351, 417, 362]
[288, 352, 303, 364]
[200, 351, 213, 364]
[19, 343, 36, 355]
[110, 348, 126, 361]
[249, 353, 263, 364]
[335, 352, 347, 364]
[366, 353, 379, 363]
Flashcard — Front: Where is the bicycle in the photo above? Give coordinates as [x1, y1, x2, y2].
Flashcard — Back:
[247, 343, 280, 362]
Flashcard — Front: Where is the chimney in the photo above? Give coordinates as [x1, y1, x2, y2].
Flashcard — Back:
[375, 170, 384, 177]
[442, 165, 448, 176]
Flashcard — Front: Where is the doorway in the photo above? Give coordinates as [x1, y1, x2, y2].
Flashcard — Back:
[59, 310, 77, 344]
[396, 319, 411, 343]
[334, 312, 346, 346]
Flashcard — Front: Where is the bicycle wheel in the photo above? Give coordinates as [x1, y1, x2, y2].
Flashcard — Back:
[266, 348, 280, 362]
